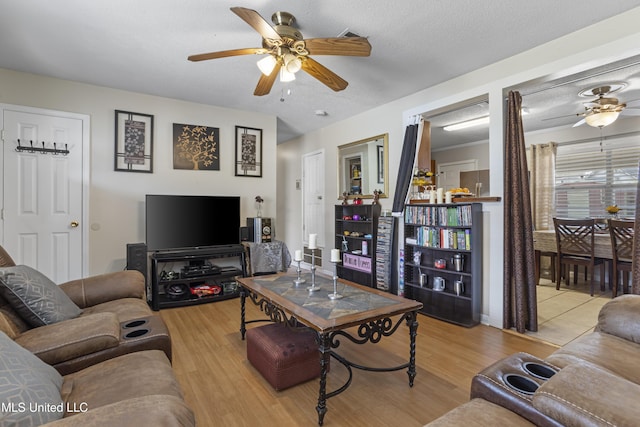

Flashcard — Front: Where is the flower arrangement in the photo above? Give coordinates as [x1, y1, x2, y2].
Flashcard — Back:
[605, 205, 620, 214]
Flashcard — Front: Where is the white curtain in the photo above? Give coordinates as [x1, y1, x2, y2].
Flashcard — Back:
[527, 143, 557, 231]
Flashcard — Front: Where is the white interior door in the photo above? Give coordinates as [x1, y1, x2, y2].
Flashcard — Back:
[302, 150, 325, 247]
[438, 159, 479, 191]
[1, 106, 87, 282]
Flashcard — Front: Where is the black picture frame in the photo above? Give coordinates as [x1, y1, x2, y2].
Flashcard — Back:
[114, 110, 154, 173]
[235, 126, 263, 177]
[172, 123, 220, 170]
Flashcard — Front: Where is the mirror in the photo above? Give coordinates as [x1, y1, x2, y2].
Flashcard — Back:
[337, 133, 388, 199]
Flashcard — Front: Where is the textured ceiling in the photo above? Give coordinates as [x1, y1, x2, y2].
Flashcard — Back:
[2, 0, 640, 145]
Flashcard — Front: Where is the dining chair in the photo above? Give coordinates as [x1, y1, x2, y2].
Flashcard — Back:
[608, 219, 634, 298]
[553, 218, 605, 296]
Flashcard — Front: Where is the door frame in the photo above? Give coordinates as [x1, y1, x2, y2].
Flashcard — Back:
[1, 103, 91, 276]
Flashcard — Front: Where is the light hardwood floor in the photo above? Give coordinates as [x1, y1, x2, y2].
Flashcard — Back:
[160, 298, 556, 426]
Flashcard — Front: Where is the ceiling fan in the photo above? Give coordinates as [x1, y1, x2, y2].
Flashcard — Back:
[571, 85, 640, 128]
[188, 7, 372, 96]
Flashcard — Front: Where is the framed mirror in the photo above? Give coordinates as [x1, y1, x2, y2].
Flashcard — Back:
[337, 133, 388, 199]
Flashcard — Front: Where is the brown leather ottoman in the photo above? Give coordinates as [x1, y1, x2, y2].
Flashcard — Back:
[470, 352, 562, 427]
[246, 322, 322, 391]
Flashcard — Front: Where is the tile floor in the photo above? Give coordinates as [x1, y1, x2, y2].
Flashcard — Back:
[525, 277, 612, 347]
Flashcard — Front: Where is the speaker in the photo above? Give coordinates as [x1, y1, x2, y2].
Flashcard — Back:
[239, 226, 250, 242]
[126, 243, 147, 281]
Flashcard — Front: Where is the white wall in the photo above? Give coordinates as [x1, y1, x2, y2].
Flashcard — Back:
[276, 8, 640, 327]
[0, 68, 277, 274]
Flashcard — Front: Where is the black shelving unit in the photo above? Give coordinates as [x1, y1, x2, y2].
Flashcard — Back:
[149, 245, 246, 310]
[403, 203, 482, 327]
[334, 204, 381, 288]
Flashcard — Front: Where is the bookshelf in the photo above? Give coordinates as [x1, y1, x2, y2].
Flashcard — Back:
[335, 204, 381, 287]
[403, 202, 482, 326]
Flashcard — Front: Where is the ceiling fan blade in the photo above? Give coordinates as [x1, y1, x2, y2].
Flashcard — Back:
[304, 37, 371, 56]
[542, 113, 583, 121]
[301, 57, 348, 92]
[188, 47, 268, 62]
[254, 62, 281, 96]
[230, 7, 282, 43]
[572, 118, 586, 127]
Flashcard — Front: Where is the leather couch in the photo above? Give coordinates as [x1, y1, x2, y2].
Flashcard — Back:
[425, 294, 640, 426]
[0, 245, 171, 375]
[0, 328, 195, 426]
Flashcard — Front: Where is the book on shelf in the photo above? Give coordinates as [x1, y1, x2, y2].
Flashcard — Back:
[410, 226, 471, 250]
[404, 204, 473, 227]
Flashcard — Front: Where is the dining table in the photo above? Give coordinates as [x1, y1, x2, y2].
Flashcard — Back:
[533, 229, 613, 285]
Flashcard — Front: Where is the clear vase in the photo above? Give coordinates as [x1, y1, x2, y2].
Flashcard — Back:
[256, 203, 262, 217]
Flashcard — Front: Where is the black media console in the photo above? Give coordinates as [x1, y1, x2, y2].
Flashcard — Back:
[148, 245, 246, 310]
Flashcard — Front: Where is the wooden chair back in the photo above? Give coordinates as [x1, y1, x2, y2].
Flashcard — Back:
[553, 218, 596, 258]
[608, 219, 634, 297]
[608, 219, 635, 262]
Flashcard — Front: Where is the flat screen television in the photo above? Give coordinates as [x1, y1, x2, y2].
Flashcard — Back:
[145, 195, 240, 252]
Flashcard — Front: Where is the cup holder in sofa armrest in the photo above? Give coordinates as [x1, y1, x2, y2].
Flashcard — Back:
[124, 329, 150, 339]
[503, 374, 539, 395]
[123, 319, 148, 329]
[523, 362, 557, 380]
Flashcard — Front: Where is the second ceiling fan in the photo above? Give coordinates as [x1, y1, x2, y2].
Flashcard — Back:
[188, 7, 372, 96]
[572, 84, 640, 128]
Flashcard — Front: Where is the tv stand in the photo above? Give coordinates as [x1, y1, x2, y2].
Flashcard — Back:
[149, 245, 246, 310]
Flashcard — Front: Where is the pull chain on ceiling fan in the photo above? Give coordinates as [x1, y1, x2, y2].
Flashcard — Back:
[188, 7, 372, 96]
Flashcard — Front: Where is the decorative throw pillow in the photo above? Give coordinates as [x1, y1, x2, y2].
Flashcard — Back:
[0, 331, 64, 425]
[0, 265, 82, 327]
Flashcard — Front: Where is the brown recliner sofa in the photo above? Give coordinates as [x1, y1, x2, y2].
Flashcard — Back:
[1, 330, 194, 426]
[0, 245, 171, 375]
[425, 294, 640, 426]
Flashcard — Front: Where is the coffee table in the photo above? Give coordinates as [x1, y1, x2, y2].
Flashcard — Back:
[237, 272, 422, 425]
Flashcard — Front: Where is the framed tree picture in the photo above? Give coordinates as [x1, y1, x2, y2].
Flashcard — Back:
[235, 126, 262, 177]
[172, 123, 220, 170]
[114, 110, 154, 172]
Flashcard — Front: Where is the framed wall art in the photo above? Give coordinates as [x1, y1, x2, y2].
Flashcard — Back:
[172, 123, 220, 170]
[114, 110, 154, 173]
[235, 126, 262, 177]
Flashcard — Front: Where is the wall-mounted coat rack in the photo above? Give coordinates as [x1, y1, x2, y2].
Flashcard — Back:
[16, 139, 69, 155]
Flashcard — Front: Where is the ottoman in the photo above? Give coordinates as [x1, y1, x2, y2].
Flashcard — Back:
[246, 322, 323, 391]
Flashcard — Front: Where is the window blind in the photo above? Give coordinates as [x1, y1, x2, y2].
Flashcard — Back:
[555, 135, 639, 219]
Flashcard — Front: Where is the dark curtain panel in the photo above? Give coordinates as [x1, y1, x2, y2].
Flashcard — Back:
[503, 91, 538, 333]
[632, 162, 640, 293]
[392, 123, 419, 215]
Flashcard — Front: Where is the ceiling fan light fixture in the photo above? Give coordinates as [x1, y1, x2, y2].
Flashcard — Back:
[257, 55, 277, 76]
[283, 53, 302, 73]
[280, 68, 296, 82]
[585, 111, 620, 128]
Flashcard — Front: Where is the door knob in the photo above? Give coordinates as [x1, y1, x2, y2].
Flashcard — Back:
[70, 221, 79, 228]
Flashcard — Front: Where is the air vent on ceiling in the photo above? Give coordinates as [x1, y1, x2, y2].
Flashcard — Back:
[337, 28, 360, 38]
